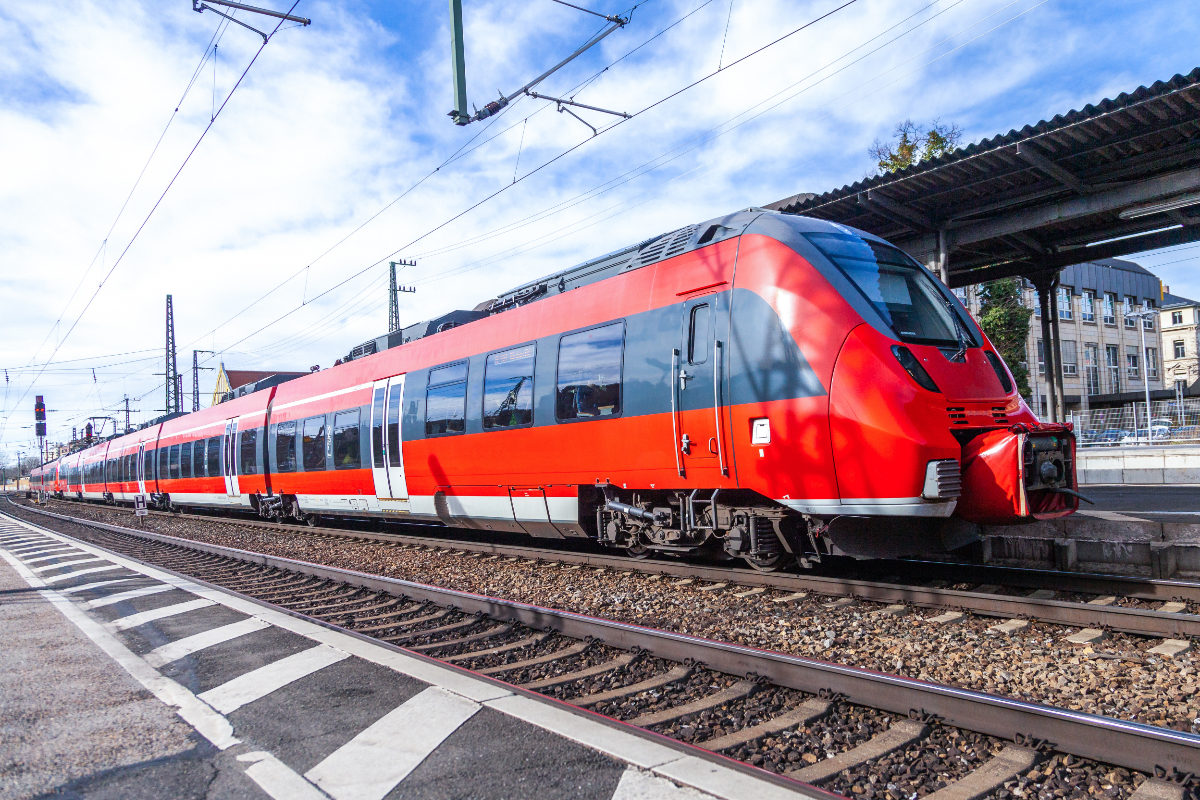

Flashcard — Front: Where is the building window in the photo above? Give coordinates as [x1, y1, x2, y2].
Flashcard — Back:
[1106, 345, 1121, 393]
[1126, 345, 1140, 380]
[1146, 347, 1159, 380]
[1124, 296, 1137, 328]
[953, 286, 968, 304]
[1084, 343, 1099, 395]
[1176, 340, 1188, 359]
[1036, 339, 1045, 375]
[1144, 299, 1156, 330]
[1033, 293, 1041, 317]
[1103, 293, 1116, 325]
[1057, 286, 1073, 320]
[1174, 311, 1185, 325]
[1081, 290, 1095, 322]
[1061, 339, 1077, 376]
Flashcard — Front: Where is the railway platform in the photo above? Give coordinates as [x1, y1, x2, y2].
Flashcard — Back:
[0, 515, 821, 800]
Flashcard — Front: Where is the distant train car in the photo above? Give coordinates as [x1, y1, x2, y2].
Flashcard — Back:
[45, 210, 1078, 568]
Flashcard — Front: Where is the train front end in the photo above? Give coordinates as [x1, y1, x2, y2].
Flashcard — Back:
[793, 221, 1080, 536]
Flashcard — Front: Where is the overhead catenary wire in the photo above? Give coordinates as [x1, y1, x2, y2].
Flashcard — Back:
[10, 1, 305, 423]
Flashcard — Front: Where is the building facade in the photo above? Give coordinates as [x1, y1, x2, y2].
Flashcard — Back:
[955, 257, 1165, 415]
[1161, 292, 1200, 396]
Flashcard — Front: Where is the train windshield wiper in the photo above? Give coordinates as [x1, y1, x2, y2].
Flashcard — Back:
[945, 300, 971, 363]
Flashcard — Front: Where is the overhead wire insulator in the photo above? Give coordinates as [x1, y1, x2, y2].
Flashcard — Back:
[474, 96, 510, 122]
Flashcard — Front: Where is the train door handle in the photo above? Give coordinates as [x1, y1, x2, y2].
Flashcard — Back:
[681, 434, 693, 455]
[679, 370, 691, 391]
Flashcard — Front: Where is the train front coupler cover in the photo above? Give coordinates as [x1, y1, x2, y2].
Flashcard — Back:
[954, 422, 1080, 526]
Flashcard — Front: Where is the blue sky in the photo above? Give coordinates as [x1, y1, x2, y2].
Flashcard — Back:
[1, 0, 1197, 457]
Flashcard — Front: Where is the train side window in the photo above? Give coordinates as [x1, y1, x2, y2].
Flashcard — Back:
[688, 304, 711, 365]
[556, 322, 624, 421]
[144, 449, 155, 482]
[276, 421, 297, 473]
[180, 442, 192, 479]
[302, 416, 327, 471]
[207, 437, 221, 476]
[193, 441, 206, 478]
[371, 387, 386, 468]
[387, 385, 402, 465]
[169, 445, 181, 479]
[426, 362, 468, 436]
[159, 448, 169, 480]
[333, 409, 361, 469]
[484, 345, 535, 429]
[239, 429, 258, 475]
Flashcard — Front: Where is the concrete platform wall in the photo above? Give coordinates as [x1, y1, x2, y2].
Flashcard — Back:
[1076, 444, 1200, 484]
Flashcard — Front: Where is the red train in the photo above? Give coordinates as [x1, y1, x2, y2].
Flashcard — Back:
[29, 210, 1079, 569]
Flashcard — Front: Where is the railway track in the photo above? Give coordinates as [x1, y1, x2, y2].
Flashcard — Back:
[4, 500, 1198, 800]
[20, 495, 1200, 643]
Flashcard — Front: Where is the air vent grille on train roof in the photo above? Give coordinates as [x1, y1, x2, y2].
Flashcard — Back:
[631, 225, 700, 269]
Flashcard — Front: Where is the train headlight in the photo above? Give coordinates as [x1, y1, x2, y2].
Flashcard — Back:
[891, 346, 940, 393]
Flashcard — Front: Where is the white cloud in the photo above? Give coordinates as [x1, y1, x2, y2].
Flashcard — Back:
[1, 0, 1196, 453]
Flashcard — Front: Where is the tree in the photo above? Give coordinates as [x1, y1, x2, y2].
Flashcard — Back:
[977, 278, 1033, 398]
[869, 119, 963, 174]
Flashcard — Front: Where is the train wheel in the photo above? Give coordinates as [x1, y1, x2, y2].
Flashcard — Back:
[625, 543, 652, 560]
[742, 552, 790, 572]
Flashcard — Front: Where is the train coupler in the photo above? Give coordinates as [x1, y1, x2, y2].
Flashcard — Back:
[954, 422, 1079, 525]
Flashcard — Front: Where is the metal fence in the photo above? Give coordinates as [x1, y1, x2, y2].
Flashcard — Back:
[1072, 398, 1200, 446]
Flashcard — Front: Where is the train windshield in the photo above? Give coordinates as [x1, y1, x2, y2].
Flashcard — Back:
[805, 232, 968, 347]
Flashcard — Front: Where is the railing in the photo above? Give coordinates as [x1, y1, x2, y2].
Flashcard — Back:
[1072, 398, 1200, 446]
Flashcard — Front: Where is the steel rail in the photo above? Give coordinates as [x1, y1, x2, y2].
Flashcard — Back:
[17, 497, 1200, 637]
[7, 501, 1199, 777]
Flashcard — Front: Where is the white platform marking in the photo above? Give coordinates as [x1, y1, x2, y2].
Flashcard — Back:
[198, 644, 349, 715]
[32, 556, 103, 572]
[59, 577, 138, 594]
[110, 598, 216, 631]
[43, 564, 124, 583]
[89, 584, 175, 608]
[237, 752, 328, 800]
[16, 546, 79, 561]
[304, 686, 480, 800]
[145, 617, 271, 668]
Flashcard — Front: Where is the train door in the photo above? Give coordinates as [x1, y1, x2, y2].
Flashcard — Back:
[137, 444, 147, 496]
[370, 376, 409, 501]
[222, 419, 240, 497]
[677, 297, 722, 475]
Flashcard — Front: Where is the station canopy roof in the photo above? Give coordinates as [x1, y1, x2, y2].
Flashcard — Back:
[766, 68, 1200, 288]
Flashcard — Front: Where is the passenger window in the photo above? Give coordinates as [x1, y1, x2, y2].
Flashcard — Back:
[302, 416, 327, 471]
[276, 421, 297, 473]
[145, 449, 155, 481]
[169, 445, 181, 479]
[333, 409, 361, 469]
[239, 429, 258, 475]
[426, 362, 468, 436]
[207, 437, 221, 476]
[193, 441, 206, 478]
[688, 304, 711, 365]
[371, 387, 386, 469]
[556, 322, 624, 421]
[484, 345, 535, 429]
[158, 448, 169, 480]
[387, 385, 402, 466]
[180, 442, 192, 479]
